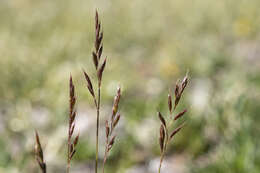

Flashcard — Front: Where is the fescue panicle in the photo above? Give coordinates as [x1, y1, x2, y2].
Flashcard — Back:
[35, 131, 46, 173]
[67, 76, 79, 173]
[92, 10, 106, 173]
[103, 87, 122, 173]
[95, 10, 103, 59]
[95, 11, 102, 53]
[158, 74, 189, 173]
[92, 10, 104, 70]
[108, 87, 122, 145]
[83, 11, 121, 173]
[84, 10, 108, 173]
[94, 10, 107, 87]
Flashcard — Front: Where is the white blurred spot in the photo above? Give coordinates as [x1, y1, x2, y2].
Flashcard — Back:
[190, 79, 211, 113]
[146, 78, 163, 96]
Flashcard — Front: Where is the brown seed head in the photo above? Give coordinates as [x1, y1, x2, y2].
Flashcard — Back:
[73, 134, 79, 147]
[112, 87, 121, 117]
[168, 93, 172, 113]
[97, 32, 103, 52]
[97, 58, 107, 86]
[105, 120, 110, 138]
[174, 109, 187, 120]
[35, 131, 43, 162]
[83, 70, 95, 97]
[109, 135, 116, 149]
[174, 82, 180, 98]
[159, 124, 165, 152]
[170, 122, 186, 139]
[181, 75, 188, 93]
[92, 52, 99, 69]
[69, 123, 75, 136]
[95, 10, 103, 53]
[98, 44, 103, 59]
[69, 76, 76, 114]
[70, 150, 76, 159]
[95, 10, 99, 29]
[158, 112, 166, 127]
[112, 114, 121, 129]
[35, 131, 46, 172]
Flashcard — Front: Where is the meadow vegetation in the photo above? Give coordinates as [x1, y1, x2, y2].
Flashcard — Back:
[0, 0, 260, 173]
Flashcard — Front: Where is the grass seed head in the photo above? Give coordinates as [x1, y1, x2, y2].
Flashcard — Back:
[158, 112, 166, 127]
[170, 122, 186, 139]
[174, 109, 187, 120]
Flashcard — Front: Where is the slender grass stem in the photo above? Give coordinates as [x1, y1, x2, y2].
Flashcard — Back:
[158, 129, 169, 173]
[66, 162, 70, 173]
[67, 135, 71, 173]
[158, 154, 163, 173]
[95, 87, 101, 173]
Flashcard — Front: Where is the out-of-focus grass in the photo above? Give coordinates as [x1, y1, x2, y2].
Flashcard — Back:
[0, 0, 260, 173]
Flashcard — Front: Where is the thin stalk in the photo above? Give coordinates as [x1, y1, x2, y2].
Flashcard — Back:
[66, 162, 70, 173]
[158, 152, 164, 173]
[67, 141, 70, 173]
[158, 139, 169, 173]
[95, 87, 101, 173]
[67, 131, 71, 173]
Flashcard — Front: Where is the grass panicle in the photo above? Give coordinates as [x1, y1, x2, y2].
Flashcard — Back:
[82, 10, 105, 173]
[67, 76, 79, 173]
[83, 10, 122, 173]
[158, 74, 189, 173]
[102, 87, 121, 173]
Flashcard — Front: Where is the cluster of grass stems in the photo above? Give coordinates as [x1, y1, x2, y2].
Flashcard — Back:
[34, 10, 189, 173]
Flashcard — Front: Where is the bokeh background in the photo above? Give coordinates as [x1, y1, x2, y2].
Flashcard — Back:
[0, 0, 260, 173]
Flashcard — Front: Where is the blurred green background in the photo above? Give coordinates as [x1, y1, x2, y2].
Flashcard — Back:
[0, 0, 260, 173]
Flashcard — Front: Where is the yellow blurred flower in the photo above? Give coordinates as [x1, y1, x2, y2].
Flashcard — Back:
[159, 58, 179, 78]
[233, 17, 252, 37]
